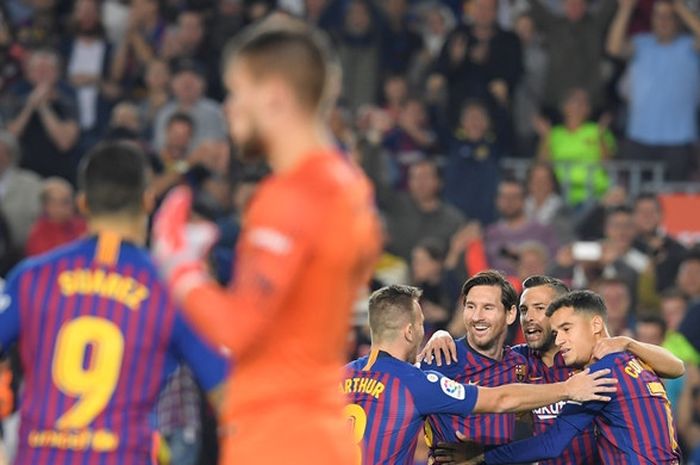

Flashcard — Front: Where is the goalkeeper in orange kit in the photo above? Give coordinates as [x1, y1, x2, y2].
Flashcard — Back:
[151, 16, 382, 465]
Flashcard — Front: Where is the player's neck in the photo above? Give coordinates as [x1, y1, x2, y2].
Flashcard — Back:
[466, 335, 504, 361]
[266, 120, 334, 174]
[542, 346, 558, 367]
[372, 342, 410, 363]
[87, 216, 147, 246]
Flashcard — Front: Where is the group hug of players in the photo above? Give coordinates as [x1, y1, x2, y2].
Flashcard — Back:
[345, 272, 683, 465]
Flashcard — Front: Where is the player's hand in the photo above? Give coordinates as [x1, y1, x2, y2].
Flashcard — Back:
[0, 367, 13, 419]
[564, 368, 618, 402]
[417, 330, 457, 366]
[592, 336, 631, 361]
[151, 186, 219, 301]
[433, 432, 484, 465]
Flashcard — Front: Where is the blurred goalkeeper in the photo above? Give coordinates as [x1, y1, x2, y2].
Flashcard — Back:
[151, 16, 382, 465]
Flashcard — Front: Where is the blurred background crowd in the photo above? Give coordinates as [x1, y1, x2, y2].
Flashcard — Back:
[1, 0, 700, 463]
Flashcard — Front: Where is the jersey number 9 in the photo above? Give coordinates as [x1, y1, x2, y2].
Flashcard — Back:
[344, 403, 367, 465]
[51, 316, 125, 429]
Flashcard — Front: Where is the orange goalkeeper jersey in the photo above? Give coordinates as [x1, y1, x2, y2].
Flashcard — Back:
[182, 150, 381, 464]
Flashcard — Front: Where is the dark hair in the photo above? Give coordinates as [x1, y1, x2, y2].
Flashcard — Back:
[526, 161, 562, 195]
[461, 270, 518, 311]
[223, 18, 337, 112]
[661, 287, 688, 303]
[633, 192, 662, 212]
[605, 205, 633, 221]
[499, 175, 525, 192]
[636, 314, 667, 335]
[166, 112, 195, 131]
[522, 275, 570, 297]
[546, 290, 607, 320]
[78, 141, 148, 216]
[413, 237, 446, 262]
[681, 246, 700, 265]
[368, 285, 423, 339]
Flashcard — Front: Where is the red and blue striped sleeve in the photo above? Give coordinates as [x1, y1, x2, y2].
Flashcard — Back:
[409, 371, 479, 417]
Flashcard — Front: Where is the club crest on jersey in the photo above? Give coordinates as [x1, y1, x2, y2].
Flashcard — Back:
[515, 364, 526, 382]
[440, 377, 465, 400]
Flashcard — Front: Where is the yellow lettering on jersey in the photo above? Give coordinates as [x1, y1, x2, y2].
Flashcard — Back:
[342, 377, 386, 399]
[28, 428, 118, 452]
[58, 269, 149, 311]
[624, 359, 644, 378]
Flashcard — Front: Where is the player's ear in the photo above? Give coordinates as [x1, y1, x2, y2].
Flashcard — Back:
[506, 305, 517, 326]
[76, 192, 89, 216]
[404, 322, 416, 344]
[591, 315, 605, 335]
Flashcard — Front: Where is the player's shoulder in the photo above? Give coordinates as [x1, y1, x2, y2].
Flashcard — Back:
[589, 350, 633, 372]
[509, 343, 531, 358]
[503, 345, 528, 365]
[11, 238, 89, 276]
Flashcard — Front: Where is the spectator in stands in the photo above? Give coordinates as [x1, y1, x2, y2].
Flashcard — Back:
[4, 49, 80, 182]
[63, 0, 118, 139]
[435, 0, 523, 127]
[0, 12, 22, 95]
[12, 0, 61, 50]
[26, 177, 86, 256]
[109, 102, 141, 136]
[151, 112, 195, 198]
[576, 183, 628, 240]
[524, 161, 574, 242]
[678, 250, 700, 304]
[483, 177, 558, 276]
[379, 74, 408, 124]
[377, 0, 423, 75]
[382, 97, 436, 190]
[632, 192, 687, 292]
[376, 159, 464, 262]
[594, 277, 634, 337]
[411, 237, 454, 334]
[661, 288, 688, 333]
[156, 367, 202, 465]
[608, 0, 700, 181]
[110, 0, 166, 93]
[527, 0, 616, 111]
[137, 59, 171, 138]
[335, 0, 382, 113]
[0, 131, 42, 251]
[152, 59, 226, 152]
[443, 100, 501, 225]
[634, 314, 667, 345]
[409, 3, 456, 88]
[512, 12, 547, 154]
[535, 87, 614, 206]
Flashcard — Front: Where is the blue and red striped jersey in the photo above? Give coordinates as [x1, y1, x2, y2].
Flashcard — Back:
[421, 337, 527, 447]
[512, 344, 599, 465]
[0, 234, 228, 465]
[344, 350, 478, 465]
[485, 351, 682, 465]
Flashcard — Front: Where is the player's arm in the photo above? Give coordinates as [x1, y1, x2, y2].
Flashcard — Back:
[606, 0, 637, 58]
[418, 330, 458, 366]
[435, 401, 603, 465]
[0, 269, 23, 419]
[0, 269, 22, 357]
[472, 367, 616, 414]
[169, 311, 230, 411]
[152, 186, 316, 359]
[593, 336, 685, 378]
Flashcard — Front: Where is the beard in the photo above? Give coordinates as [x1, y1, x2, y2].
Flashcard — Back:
[235, 125, 267, 163]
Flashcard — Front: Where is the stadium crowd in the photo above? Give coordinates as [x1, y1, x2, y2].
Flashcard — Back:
[0, 0, 700, 463]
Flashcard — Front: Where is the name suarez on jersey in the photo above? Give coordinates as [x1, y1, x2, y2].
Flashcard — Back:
[341, 377, 386, 399]
[58, 268, 149, 311]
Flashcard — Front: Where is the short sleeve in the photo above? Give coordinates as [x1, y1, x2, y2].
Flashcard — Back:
[409, 370, 478, 417]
